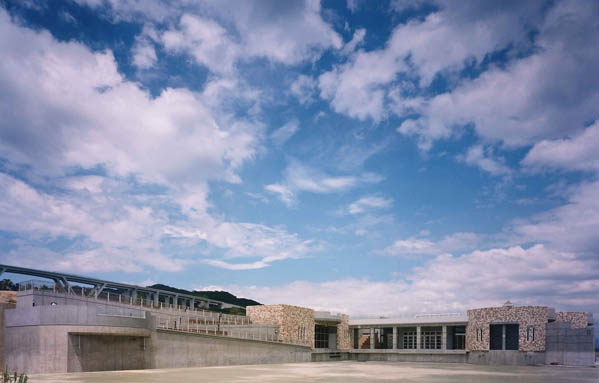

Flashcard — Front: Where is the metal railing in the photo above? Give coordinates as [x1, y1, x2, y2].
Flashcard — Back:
[155, 313, 279, 343]
[18, 279, 250, 325]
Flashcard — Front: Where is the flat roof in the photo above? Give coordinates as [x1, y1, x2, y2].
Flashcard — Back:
[349, 314, 468, 327]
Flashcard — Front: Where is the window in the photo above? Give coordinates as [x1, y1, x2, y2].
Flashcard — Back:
[421, 330, 441, 349]
[403, 331, 417, 349]
[526, 326, 535, 342]
[476, 328, 483, 342]
[314, 325, 330, 348]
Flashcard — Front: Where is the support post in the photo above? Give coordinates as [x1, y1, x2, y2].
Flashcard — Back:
[416, 326, 421, 350]
[502, 325, 506, 351]
[442, 326, 447, 350]
[370, 328, 375, 350]
[393, 327, 398, 350]
[153, 293, 159, 307]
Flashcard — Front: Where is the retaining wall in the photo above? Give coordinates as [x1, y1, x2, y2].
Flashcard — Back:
[150, 330, 312, 368]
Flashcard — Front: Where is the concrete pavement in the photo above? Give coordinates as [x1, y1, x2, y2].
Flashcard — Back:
[28, 361, 598, 383]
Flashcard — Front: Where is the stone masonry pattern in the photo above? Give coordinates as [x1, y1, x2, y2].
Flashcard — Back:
[556, 312, 589, 329]
[466, 306, 548, 352]
[336, 314, 351, 350]
[246, 305, 315, 348]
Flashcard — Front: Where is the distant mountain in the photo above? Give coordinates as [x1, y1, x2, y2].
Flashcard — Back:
[148, 283, 261, 308]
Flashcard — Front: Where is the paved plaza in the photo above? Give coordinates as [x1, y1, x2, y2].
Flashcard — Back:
[29, 361, 598, 383]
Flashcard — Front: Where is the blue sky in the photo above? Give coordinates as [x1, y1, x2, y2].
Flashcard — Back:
[0, 0, 597, 318]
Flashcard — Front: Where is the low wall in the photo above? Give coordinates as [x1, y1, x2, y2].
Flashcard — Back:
[349, 350, 468, 363]
[4, 325, 150, 374]
[5, 305, 148, 329]
[67, 334, 149, 372]
[467, 350, 546, 365]
[545, 322, 595, 366]
[150, 329, 312, 368]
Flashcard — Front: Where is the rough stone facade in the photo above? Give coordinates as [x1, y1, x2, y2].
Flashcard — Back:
[336, 314, 351, 350]
[246, 305, 315, 348]
[555, 312, 589, 329]
[466, 305, 548, 351]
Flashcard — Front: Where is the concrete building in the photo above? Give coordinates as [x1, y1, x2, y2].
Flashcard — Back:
[0, 266, 595, 373]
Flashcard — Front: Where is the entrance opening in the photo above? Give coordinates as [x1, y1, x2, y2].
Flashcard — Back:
[490, 323, 519, 350]
[447, 326, 465, 350]
[505, 324, 519, 350]
[315, 325, 337, 349]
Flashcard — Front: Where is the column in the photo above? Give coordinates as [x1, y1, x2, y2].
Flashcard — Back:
[442, 326, 447, 350]
[153, 293, 159, 307]
[392, 327, 398, 350]
[370, 328, 375, 350]
[416, 326, 421, 350]
[191, 299, 195, 310]
[502, 325, 506, 350]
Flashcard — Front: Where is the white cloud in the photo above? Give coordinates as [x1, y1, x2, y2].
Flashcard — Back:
[318, 0, 546, 122]
[290, 75, 318, 105]
[218, 244, 599, 317]
[270, 120, 299, 145]
[399, 0, 599, 150]
[264, 184, 296, 207]
[340, 28, 366, 55]
[458, 145, 512, 177]
[0, 9, 260, 186]
[384, 232, 481, 256]
[161, 14, 240, 74]
[522, 122, 599, 173]
[93, 1, 342, 71]
[348, 195, 392, 214]
[510, 181, 599, 257]
[265, 159, 383, 205]
[0, 10, 317, 273]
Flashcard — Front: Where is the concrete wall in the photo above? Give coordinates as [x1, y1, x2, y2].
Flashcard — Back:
[350, 351, 467, 363]
[4, 325, 150, 374]
[467, 305, 548, 351]
[545, 321, 595, 366]
[67, 334, 148, 372]
[467, 350, 546, 365]
[150, 329, 312, 368]
[5, 304, 149, 329]
[247, 305, 315, 347]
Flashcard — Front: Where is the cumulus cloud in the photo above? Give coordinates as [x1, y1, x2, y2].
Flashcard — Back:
[80, 1, 342, 71]
[458, 145, 512, 177]
[398, 0, 599, 150]
[318, 0, 546, 122]
[522, 122, 599, 173]
[0, 9, 259, 185]
[0, 9, 316, 273]
[219, 244, 599, 317]
[161, 14, 239, 74]
[509, 180, 599, 257]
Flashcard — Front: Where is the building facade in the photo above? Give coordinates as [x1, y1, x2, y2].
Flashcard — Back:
[0, 266, 595, 373]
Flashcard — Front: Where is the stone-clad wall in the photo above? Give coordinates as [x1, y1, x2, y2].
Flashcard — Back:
[246, 305, 315, 348]
[336, 315, 351, 350]
[556, 312, 589, 329]
[466, 306, 548, 351]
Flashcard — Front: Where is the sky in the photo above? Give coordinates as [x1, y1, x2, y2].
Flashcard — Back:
[0, 0, 597, 319]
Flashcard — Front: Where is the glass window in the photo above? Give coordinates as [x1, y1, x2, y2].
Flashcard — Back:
[403, 331, 416, 349]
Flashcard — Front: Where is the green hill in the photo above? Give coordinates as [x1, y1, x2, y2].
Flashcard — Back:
[148, 283, 261, 308]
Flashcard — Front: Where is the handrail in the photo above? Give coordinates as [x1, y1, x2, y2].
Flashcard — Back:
[18, 280, 251, 325]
